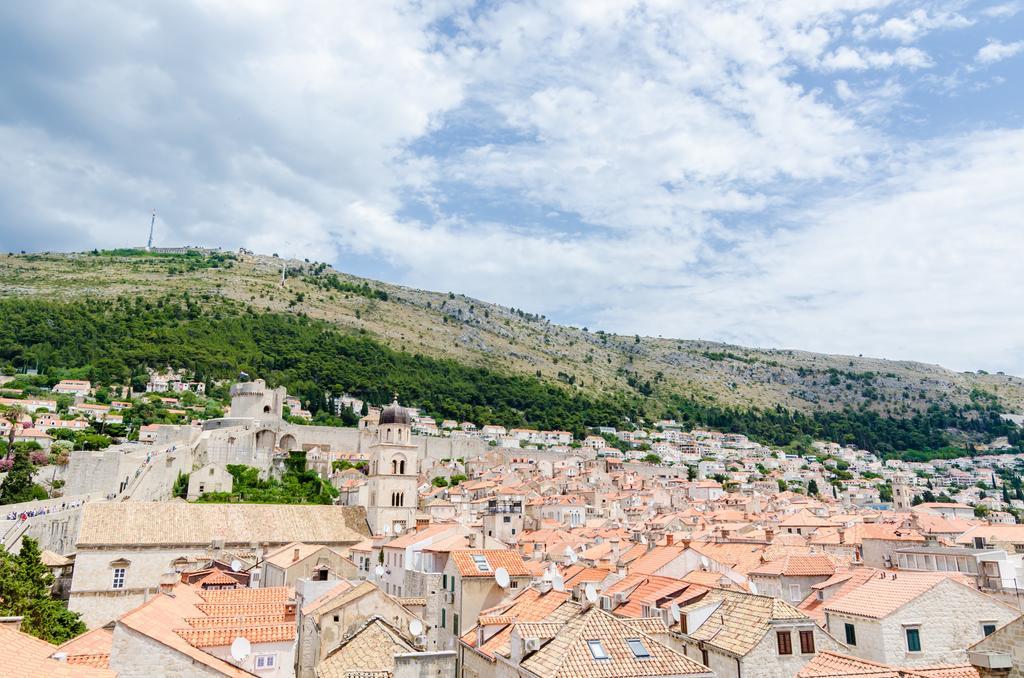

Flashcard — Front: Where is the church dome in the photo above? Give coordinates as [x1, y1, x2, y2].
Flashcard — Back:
[378, 397, 412, 426]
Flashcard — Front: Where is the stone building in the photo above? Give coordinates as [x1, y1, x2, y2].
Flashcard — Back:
[968, 614, 1024, 677]
[68, 502, 370, 628]
[186, 463, 233, 500]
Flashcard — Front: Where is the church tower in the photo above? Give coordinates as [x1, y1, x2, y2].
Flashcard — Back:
[892, 474, 914, 511]
[366, 397, 419, 536]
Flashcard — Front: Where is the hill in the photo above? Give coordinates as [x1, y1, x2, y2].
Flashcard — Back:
[0, 248, 1021, 455]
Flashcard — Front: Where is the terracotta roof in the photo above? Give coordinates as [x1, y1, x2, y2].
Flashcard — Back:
[56, 626, 114, 669]
[822, 571, 977, 619]
[316, 617, 416, 678]
[263, 542, 344, 568]
[628, 546, 686, 575]
[798, 651, 979, 678]
[678, 589, 810, 656]
[749, 554, 838, 577]
[461, 589, 572, 660]
[517, 606, 711, 677]
[450, 549, 530, 577]
[77, 502, 369, 547]
[384, 522, 460, 548]
[175, 623, 295, 647]
[0, 624, 114, 677]
[780, 510, 834, 528]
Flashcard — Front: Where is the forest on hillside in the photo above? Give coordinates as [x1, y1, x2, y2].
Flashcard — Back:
[0, 295, 1019, 457]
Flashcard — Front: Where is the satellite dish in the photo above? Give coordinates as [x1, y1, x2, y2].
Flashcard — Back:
[700, 556, 710, 568]
[567, 551, 579, 564]
[230, 559, 242, 573]
[374, 565, 385, 578]
[670, 603, 681, 622]
[230, 636, 251, 662]
[585, 583, 598, 603]
[494, 567, 511, 589]
[552, 574, 565, 592]
[409, 619, 424, 636]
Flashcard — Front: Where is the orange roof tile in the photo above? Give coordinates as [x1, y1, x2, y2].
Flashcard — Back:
[451, 549, 530, 577]
[175, 623, 295, 647]
[0, 624, 114, 677]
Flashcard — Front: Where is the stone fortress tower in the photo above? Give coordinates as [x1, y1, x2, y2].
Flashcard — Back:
[366, 397, 420, 536]
[229, 378, 287, 421]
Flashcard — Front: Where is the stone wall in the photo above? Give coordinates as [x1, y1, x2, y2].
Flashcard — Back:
[110, 622, 225, 677]
[0, 495, 89, 554]
[394, 650, 456, 678]
[969, 616, 1024, 678]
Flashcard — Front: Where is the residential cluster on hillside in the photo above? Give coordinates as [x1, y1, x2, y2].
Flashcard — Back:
[1, 373, 1023, 677]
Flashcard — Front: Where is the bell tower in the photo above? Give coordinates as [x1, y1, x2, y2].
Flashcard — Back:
[366, 397, 419, 536]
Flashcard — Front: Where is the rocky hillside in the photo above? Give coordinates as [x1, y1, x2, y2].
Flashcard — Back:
[3, 248, 1022, 417]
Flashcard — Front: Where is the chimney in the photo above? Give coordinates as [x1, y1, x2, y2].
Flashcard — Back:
[764, 527, 775, 543]
[681, 538, 691, 550]
[467, 533, 478, 548]
[665, 534, 674, 546]
[293, 547, 300, 562]
[416, 516, 430, 532]
[0, 616, 24, 631]
[159, 572, 178, 595]
[837, 527, 846, 544]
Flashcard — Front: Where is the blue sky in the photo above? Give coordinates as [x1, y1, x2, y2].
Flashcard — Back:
[1, 1, 1023, 375]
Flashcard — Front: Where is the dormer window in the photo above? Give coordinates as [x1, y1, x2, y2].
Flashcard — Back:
[587, 639, 609, 660]
[626, 638, 650, 658]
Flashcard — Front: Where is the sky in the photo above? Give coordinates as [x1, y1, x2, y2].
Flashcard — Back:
[1, 1, 1023, 375]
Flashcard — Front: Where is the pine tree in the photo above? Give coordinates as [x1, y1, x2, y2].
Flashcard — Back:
[0, 537, 86, 643]
[808, 479, 820, 496]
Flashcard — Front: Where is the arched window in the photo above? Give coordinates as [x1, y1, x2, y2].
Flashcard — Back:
[398, 492, 404, 507]
[399, 460, 406, 475]
[391, 459, 399, 474]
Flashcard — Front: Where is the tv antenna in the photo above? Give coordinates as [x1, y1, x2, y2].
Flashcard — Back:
[146, 209, 156, 250]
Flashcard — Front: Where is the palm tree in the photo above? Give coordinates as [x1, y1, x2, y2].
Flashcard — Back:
[2, 404, 28, 460]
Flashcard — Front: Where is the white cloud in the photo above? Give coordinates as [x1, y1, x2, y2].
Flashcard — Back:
[2, 0, 1017, 374]
[981, 2, 1023, 18]
[821, 45, 934, 70]
[875, 9, 972, 43]
[976, 39, 1024, 63]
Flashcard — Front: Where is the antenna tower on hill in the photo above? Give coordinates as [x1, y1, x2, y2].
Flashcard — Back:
[146, 209, 156, 250]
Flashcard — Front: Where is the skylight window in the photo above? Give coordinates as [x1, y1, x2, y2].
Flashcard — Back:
[626, 638, 650, 658]
[472, 554, 491, 572]
[587, 639, 609, 660]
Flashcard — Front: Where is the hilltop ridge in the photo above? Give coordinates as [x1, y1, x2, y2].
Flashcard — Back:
[2, 248, 1022, 419]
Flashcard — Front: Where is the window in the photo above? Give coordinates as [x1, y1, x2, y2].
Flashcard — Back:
[441, 608, 446, 628]
[776, 631, 792, 655]
[789, 584, 801, 601]
[254, 654, 276, 670]
[442, 574, 448, 589]
[799, 630, 815, 654]
[844, 623, 856, 646]
[453, 613, 459, 634]
[471, 554, 491, 572]
[982, 623, 997, 637]
[905, 627, 921, 652]
[333, 614, 339, 623]
[503, 516, 511, 523]
[974, 537, 986, 549]
[112, 567, 125, 589]
[626, 638, 650, 658]
[587, 640, 609, 660]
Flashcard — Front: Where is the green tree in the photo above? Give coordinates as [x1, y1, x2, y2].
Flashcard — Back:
[2, 404, 27, 458]
[808, 479, 820, 496]
[0, 447, 47, 504]
[0, 537, 86, 643]
[642, 453, 662, 465]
